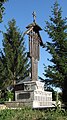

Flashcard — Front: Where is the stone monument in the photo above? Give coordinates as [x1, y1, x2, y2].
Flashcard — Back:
[24, 11, 44, 81]
[14, 12, 53, 108]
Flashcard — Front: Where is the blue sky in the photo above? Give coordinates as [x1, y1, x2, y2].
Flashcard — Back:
[0, 0, 67, 79]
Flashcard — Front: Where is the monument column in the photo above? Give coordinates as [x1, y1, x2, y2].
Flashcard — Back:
[24, 12, 44, 81]
[31, 57, 38, 81]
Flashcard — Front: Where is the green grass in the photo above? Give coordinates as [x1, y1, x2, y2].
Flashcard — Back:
[0, 107, 67, 120]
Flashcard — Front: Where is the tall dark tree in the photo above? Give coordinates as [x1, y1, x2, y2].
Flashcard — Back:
[0, 0, 8, 23]
[0, 0, 8, 89]
[44, 1, 67, 104]
[0, 50, 7, 88]
[0, 19, 30, 87]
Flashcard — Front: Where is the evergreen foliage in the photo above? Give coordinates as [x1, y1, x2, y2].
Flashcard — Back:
[0, 49, 7, 88]
[0, 19, 30, 88]
[44, 1, 67, 104]
[0, 0, 8, 23]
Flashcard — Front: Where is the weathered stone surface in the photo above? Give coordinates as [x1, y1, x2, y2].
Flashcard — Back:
[5, 101, 33, 108]
[25, 20, 43, 81]
[15, 90, 34, 101]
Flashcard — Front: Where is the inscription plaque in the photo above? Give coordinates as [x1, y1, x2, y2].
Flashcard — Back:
[17, 93, 30, 100]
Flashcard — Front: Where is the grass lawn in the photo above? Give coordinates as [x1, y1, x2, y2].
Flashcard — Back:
[0, 107, 67, 120]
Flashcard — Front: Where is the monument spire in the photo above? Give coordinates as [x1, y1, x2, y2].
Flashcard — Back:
[32, 11, 36, 23]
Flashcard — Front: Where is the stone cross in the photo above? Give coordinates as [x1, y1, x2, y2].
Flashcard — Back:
[24, 12, 44, 81]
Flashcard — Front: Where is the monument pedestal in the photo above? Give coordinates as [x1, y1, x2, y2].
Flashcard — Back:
[15, 80, 53, 108]
[33, 81, 52, 108]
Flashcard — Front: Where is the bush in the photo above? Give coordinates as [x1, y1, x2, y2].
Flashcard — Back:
[5, 91, 14, 101]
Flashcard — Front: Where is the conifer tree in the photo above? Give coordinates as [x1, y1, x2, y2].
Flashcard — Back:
[44, 1, 67, 104]
[0, 0, 8, 88]
[0, 0, 8, 23]
[0, 50, 7, 88]
[0, 19, 30, 87]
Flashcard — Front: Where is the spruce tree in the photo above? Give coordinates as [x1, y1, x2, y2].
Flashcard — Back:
[0, 0, 8, 23]
[0, 19, 30, 87]
[44, 1, 67, 104]
[0, 49, 7, 88]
